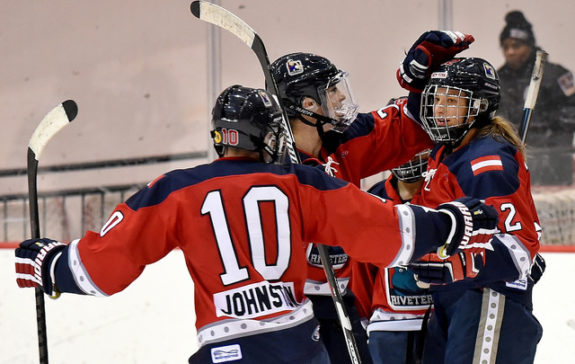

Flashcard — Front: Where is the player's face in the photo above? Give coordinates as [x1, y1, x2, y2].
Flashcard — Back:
[326, 84, 347, 110]
[433, 87, 470, 126]
[320, 71, 359, 132]
[502, 38, 532, 70]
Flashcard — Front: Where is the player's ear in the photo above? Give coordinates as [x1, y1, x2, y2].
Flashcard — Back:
[301, 97, 320, 112]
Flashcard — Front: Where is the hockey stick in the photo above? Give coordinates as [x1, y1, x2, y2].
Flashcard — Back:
[190, 2, 361, 363]
[519, 50, 548, 144]
[27, 100, 78, 364]
[190, 1, 299, 165]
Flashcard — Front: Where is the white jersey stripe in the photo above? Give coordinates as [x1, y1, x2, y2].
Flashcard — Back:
[391, 204, 416, 267]
[304, 277, 349, 296]
[197, 299, 315, 347]
[471, 159, 503, 172]
[473, 289, 505, 364]
[68, 239, 107, 297]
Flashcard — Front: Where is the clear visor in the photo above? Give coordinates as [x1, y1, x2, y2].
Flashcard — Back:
[318, 71, 359, 133]
[420, 85, 482, 144]
[263, 117, 287, 164]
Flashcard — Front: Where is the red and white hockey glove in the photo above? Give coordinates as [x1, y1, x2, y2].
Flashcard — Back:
[437, 197, 498, 258]
[397, 31, 474, 92]
[410, 250, 485, 287]
[15, 238, 66, 297]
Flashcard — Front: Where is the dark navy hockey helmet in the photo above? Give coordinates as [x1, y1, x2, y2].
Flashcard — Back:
[270, 52, 358, 132]
[211, 85, 286, 163]
[391, 149, 432, 183]
[421, 57, 501, 146]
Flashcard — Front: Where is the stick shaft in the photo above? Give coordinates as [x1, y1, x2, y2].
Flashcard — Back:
[520, 50, 548, 144]
[28, 150, 49, 364]
[26, 99, 77, 364]
[191, 3, 361, 362]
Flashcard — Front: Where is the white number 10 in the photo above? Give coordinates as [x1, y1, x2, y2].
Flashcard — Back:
[201, 186, 291, 286]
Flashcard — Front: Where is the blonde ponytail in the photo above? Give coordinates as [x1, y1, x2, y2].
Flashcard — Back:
[477, 116, 526, 159]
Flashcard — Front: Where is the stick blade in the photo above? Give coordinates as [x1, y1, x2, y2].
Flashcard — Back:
[190, 1, 200, 17]
[29, 100, 78, 160]
[190, 0, 255, 47]
[62, 99, 78, 122]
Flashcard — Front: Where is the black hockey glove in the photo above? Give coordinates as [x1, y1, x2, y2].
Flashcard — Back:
[529, 253, 546, 284]
[397, 31, 474, 92]
[15, 238, 66, 297]
[437, 197, 498, 257]
[410, 251, 485, 287]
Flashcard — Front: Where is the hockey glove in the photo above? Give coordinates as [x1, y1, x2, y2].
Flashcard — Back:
[410, 251, 485, 287]
[15, 238, 66, 297]
[397, 31, 475, 92]
[437, 197, 498, 257]
[529, 253, 546, 284]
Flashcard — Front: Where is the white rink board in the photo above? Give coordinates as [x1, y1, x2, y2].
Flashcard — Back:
[1, 250, 574, 363]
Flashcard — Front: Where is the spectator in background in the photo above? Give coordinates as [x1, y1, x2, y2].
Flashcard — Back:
[497, 10, 575, 186]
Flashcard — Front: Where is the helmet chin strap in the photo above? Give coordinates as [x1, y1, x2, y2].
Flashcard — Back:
[471, 114, 491, 130]
[286, 102, 335, 129]
[445, 115, 490, 150]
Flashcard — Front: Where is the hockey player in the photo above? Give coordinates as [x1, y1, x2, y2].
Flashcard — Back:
[351, 147, 433, 364]
[397, 49, 543, 363]
[364, 149, 432, 364]
[15, 85, 498, 364]
[355, 145, 544, 364]
[270, 32, 473, 363]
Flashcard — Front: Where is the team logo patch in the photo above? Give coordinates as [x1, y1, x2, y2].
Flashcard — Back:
[558, 71, 575, 96]
[213, 130, 223, 144]
[257, 90, 273, 107]
[483, 62, 496, 80]
[286, 59, 303, 76]
[470, 155, 503, 175]
[211, 344, 242, 363]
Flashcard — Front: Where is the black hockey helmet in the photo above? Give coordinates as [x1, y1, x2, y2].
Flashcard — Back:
[391, 149, 432, 183]
[270, 52, 358, 133]
[421, 57, 501, 146]
[211, 85, 286, 163]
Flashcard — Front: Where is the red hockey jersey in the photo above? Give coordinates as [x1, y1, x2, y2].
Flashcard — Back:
[351, 176, 433, 332]
[55, 157, 447, 347]
[300, 99, 433, 295]
[414, 135, 540, 304]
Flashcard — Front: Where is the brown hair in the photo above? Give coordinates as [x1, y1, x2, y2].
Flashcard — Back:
[476, 116, 526, 159]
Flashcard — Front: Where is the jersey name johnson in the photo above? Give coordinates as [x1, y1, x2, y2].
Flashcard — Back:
[214, 281, 299, 319]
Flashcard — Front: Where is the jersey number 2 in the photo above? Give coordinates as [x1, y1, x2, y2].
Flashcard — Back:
[201, 186, 291, 286]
